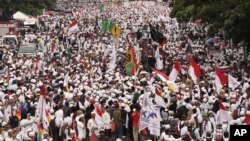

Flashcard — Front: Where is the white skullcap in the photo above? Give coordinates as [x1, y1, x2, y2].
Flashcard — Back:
[240, 111, 245, 116]
[140, 78, 146, 82]
[35, 88, 40, 93]
[194, 94, 199, 98]
[246, 111, 250, 115]
[31, 79, 36, 83]
[4, 83, 8, 86]
[70, 129, 75, 134]
[165, 124, 170, 129]
[203, 98, 208, 103]
[37, 82, 43, 87]
[9, 95, 14, 100]
[2, 121, 7, 126]
[230, 94, 236, 99]
[28, 132, 35, 136]
[111, 93, 116, 98]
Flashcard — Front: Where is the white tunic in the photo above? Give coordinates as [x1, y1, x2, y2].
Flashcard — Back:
[87, 118, 99, 137]
[76, 117, 86, 139]
[102, 111, 111, 130]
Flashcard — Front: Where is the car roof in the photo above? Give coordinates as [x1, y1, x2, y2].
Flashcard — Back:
[2, 35, 17, 38]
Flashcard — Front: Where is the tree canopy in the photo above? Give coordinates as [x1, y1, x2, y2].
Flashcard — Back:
[0, 0, 57, 16]
[170, 0, 250, 45]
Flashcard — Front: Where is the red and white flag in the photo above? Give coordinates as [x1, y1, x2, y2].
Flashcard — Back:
[214, 66, 228, 94]
[216, 101, 233, 124]
[68, 20, 79, 34]
[188, 56, 201, 83]
[155, 88, 166, 108]
[169, 59, 181, 82]
[94, 103, 103, 126]
[151, 67, 169, 82]
[228, 74, 241, 91]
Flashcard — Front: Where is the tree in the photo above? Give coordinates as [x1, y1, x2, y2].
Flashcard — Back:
[170, 0, 250, 45]
[0, 0, 57, 17]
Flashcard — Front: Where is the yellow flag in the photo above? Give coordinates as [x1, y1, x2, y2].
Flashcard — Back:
[166, 81, 178, 92]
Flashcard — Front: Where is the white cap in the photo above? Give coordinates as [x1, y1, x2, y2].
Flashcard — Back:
[2, 121, 7, 126]
[28, 132, 35, 136]
[194, 94, 199, 98]
[165, 124, 170, 129]
[246, 111, 250, 115]
[70, 129, 76, 134]
[240, 111, 245, 116]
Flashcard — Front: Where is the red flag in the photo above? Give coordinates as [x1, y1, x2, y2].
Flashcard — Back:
[244, 115, 250, 125]
[214, 66, 228, 93]
[68, 20, 79, 34]
[95, 105, 103, 117]
[169, 59, 182, 82]
[216, 101, 233, 123]
[215, 66, 228, 85]
[151, 67, 169, 82]
[188, 55, 201, 83]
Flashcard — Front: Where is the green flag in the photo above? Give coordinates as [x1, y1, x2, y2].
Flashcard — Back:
[101, 20, 113, 32]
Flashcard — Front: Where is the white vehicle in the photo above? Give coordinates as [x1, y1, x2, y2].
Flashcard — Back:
[2, 35, 19, 45]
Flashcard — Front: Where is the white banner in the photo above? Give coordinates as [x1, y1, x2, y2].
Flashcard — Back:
[139, 93, 161, 137]
[149, 106, 161, 136]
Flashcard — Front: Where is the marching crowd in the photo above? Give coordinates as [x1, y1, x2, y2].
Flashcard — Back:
[0, 1, 250, 141]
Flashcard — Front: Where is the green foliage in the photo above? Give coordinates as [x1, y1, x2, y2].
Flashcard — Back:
[170, 0, 250, 45]
[0, 0, 57, 16]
